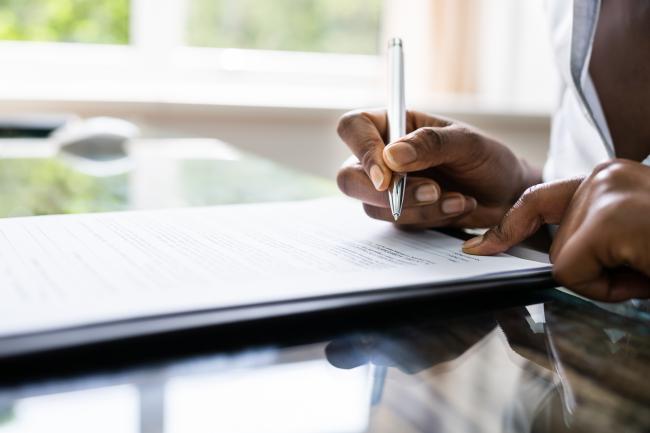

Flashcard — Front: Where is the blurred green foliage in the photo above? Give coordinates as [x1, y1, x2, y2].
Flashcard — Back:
[0, 160, 127, 217]
[0, 155, 335, 218]
[187, 0, 382, 54]
[0, 0, 129, 43]
[0, 0, 380, 53]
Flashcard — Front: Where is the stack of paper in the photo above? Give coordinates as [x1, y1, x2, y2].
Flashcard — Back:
[0, 197, 550, 337]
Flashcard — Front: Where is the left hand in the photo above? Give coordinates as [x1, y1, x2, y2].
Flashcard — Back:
[462, 159, 650, 301]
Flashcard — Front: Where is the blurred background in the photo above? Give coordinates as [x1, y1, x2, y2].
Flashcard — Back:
[0, 0, 558, 210]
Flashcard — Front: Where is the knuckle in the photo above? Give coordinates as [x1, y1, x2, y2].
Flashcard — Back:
[591, 197, 629, 228]
[453, 125, 484, 154]
[490, 220, 515, 243]
[359, 148, 379, 170]
[593, 158, 626, 174]
[615, 243, 637, 265]
[337, 110, 363, 138]
[594, 199, 619, 219]
[592, 159, 631, 186]
[456, 125, 482, 145]
[419, 127, 446, 153]
[514, 185, 541, 209]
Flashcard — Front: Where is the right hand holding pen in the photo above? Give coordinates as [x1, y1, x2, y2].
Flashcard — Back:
[336, 109, 541, 228]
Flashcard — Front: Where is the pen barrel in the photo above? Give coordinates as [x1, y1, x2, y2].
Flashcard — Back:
[387, 38, 407, 219]
[387, 39, 406, 144]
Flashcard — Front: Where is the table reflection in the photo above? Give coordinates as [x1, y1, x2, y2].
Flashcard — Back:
[0, 385, 138, 433]
[323, 296, 649, 433]
[0, 138, 336, 218]
[0, 295, 647, 433]
[166, 359, 372, 433]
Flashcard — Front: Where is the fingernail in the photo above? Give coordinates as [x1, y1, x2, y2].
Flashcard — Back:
[386, 142, 417, 165]
[369, 164, 384, 189]
[415, 184, 439, 202]
[463, 235, 484, 251]
[442, 197, 464, 214]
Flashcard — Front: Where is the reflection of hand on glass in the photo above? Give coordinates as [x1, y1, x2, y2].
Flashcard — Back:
[324, 315, 497, 374]
[496, 300, 650, 432]
[324, 301, 649, 432]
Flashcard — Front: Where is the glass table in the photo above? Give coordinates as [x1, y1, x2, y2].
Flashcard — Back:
[0, 137, 648, 433]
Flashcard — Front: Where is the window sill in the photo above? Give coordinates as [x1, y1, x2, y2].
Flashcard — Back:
[0, 41, 552, 121]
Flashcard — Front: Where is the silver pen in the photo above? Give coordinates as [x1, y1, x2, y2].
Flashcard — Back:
[387, 38, 407, 220]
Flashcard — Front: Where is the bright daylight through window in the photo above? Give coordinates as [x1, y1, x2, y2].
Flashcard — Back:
[186, 0, 382, 54]
[0, 0, 555, 112]
[0, 0, 382, 54]
[0, 0, 130, 44]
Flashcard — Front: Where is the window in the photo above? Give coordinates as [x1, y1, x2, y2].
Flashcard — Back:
[0, 0, 383, 108]
[0, 0, 382, 53]
[0, 0, 556, 113]
[186, 0, 382, 55]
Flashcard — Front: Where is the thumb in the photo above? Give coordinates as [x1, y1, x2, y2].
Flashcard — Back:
[462, 178, 583, 255]
[383, 123, 477, 172]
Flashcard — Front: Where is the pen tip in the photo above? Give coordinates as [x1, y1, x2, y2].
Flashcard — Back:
[392, 213, 400, 221]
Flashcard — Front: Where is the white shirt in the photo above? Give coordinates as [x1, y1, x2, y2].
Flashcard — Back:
[544, 0, 650, 182]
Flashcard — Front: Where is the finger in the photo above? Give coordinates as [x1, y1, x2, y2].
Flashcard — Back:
[324, 338, 370, 370]
[338, 110, 453, 190]
[463, 178, 582, 255]
[553, 229, 650, 301]
[363, 193, 477, 226]
[548, 177, 593, 261]
[382, 123, 483, 173]
[337, 110, 392, 191]
[337, 164, 441, 208]
[598, 270, 650, 301]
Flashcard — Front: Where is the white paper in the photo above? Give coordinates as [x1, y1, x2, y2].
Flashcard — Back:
[0, 197, 550, 337]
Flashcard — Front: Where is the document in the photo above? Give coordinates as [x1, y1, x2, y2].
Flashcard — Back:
[0, 197, 550, 337]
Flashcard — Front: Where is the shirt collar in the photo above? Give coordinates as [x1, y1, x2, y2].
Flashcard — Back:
[571, 0, 616, 157]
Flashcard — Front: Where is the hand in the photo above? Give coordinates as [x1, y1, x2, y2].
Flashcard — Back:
[463, 159, 650, 301]
[325, 314, 496, 374]
[336, 109, 541, 228]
